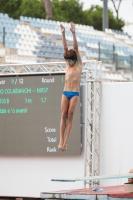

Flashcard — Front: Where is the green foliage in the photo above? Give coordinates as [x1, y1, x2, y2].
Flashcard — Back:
[108, 10, 125, 30]
[0, 0, 125, 31]
[51, 1, 124, 30]
[84, 5, 124, 31]
[84, 5, 103, 30]
[0, 0, 46, 19]
[0, 0, 23, 19]
[18, 0, 46, 19]
[51, 0, 86, 24]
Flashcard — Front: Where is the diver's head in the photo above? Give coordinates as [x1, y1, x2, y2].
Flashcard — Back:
[64, 49, 77, 66]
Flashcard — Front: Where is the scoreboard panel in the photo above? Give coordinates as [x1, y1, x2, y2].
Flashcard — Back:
[0, 74, 81, 155]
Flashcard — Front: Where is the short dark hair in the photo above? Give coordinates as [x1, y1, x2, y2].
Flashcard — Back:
[64, 49, 77, 61]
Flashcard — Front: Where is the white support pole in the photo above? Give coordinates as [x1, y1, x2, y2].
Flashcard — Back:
[84, 61, 102, 188]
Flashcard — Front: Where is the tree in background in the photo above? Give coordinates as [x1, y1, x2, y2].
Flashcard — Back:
[110, 0, 122, 19]
[0, 0, 125, 31]
[84, 5, 124, 31]
[51, 0, 86, 24]
[42, 0, 52, 20]
[18, 0, 46, 19]
[101, 0, 123, 19]
[0, 0, 46, 19]
[0, 0, 23, 19]
[108, 6, 124, 30]
[42, 0, 125, 30]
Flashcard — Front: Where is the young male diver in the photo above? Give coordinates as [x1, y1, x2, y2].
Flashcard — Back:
[58, 22, 82, 151]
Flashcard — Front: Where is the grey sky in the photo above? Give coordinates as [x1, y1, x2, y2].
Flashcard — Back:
[80, 0, 133, 23]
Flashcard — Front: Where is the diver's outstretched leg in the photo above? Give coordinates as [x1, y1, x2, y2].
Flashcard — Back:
[62, 96, 78, 151]
[58, 94, 69, 150]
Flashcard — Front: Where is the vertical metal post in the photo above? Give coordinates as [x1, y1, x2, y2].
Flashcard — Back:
[113, 44, 115, 63]
[112, 45, 116, 72]
[98, 42, 101, 61]
[84, 69, 93, 188]
[92, 66, 97, 186]
[130, 55, 132, 71]
[3, 27, 5, 47]
[84, 61, 102, 188]
[93, 61, 102, 186]
[84, 71, 88, 188]
[115, 53, 118, 71]
[102, 0, 108, 32]
[91, 82, 94, 187]
[130, 55, 133, 80]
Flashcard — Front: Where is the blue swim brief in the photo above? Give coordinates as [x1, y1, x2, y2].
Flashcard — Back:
[62, 91, 79, 100]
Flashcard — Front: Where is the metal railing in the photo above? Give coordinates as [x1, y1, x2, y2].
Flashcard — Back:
[92, 43, 133, 71]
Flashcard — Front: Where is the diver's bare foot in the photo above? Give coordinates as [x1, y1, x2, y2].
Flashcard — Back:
[62, 142, 67, 151]
[58, 140, 64, 151]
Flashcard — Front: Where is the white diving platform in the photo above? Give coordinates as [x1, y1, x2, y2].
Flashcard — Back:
[51, 173, 133, 182]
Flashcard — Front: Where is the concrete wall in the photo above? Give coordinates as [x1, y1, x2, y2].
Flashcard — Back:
[100, 82, 133, 186]
[0, 155, 85, 197]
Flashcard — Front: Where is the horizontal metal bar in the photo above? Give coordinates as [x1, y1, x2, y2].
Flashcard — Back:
[0, 60, 99, 67]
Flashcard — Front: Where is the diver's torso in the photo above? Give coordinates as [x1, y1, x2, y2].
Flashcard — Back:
[64, 62, 82, 92]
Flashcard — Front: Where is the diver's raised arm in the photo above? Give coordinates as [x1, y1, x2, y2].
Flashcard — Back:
[60, 24, 68, 53]
[70, 22, 82, 65]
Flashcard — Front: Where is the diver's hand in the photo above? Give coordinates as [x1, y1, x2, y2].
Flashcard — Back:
[70, 22, 75, 33]
[60, 24, 65, 34]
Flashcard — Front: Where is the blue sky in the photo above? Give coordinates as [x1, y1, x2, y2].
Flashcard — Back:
[81, 0, 133, 22]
